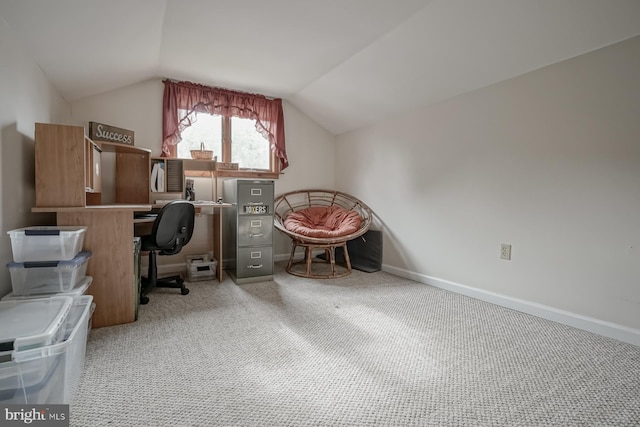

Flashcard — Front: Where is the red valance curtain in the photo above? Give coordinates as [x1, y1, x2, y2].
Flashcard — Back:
[162, 80, 289, 170]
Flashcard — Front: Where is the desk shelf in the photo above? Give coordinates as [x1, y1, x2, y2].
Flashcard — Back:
[149, 157, 217, 202]
[35, 123, 151, 207]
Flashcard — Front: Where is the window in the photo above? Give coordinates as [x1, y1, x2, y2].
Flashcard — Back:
[163, 80, 288, 178]
[177, 112, 273, 175]
[230, 117, 270, 170]
[177, 111, 222, 161]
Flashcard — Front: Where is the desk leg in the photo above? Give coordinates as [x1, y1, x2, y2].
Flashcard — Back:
[213, 210, 224, 282]
[57, 210, 136, 328]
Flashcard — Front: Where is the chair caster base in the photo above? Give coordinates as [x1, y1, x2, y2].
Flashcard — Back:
[139, 275, 189, 304]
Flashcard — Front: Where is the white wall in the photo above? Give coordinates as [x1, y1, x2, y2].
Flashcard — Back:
[0, 16, 70, 297]
[336, 36, 640, 339]
[70, 78, 337, 258]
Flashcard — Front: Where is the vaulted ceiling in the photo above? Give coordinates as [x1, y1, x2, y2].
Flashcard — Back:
[1, 0, 639, 135]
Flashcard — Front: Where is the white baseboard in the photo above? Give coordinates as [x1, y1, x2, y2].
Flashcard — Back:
[144, 263, 186, 276]
[382, 264, 640, 347]
[274, 253, 291, 262]
[145, 251, 215, 275]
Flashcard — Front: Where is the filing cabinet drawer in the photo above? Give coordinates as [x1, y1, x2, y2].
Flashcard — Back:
[238, 182, 274, 210]
[238, 216, 273, 246]
[236, 247, 273, 278]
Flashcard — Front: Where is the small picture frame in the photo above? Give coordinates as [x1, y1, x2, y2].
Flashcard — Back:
[185, 178, 195, 201]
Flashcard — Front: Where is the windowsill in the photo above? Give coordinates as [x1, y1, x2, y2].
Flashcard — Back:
[216, 170, 280, 179]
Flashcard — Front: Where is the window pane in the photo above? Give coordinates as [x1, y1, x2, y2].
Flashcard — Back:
[231, 117, 270, 170]
[177, 111, 222, 160]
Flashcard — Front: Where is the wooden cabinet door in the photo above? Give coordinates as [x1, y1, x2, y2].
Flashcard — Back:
[35, 123, 86, 207]
[116, 151, 150, 203]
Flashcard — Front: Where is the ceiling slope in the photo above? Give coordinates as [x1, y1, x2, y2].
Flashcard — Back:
[1, 0, 639, 135]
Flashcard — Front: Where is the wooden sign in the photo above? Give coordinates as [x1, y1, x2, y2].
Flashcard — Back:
[216, 162, 239, 170]
[89, 121, 134, 146]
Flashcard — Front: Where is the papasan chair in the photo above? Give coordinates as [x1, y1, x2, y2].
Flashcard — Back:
[274, 189, 373, 278]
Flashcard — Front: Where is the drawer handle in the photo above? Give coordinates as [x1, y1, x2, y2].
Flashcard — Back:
[249, 233, 264, 238]
[247, 264, 263, 269]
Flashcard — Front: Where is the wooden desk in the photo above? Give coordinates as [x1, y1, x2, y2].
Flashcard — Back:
[194, 202, 232, 282]
[31, 123, 227, 326]
[32, 204, 151, 328]
[133, 202, 232, 282]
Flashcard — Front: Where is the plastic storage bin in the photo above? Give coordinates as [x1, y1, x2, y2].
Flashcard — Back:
[0, 296, 72, 353]
[0, 296, 93, 404]
[7, 226, 87, 262]
[1, 276, 93, 301]
[7, 252, 91, 296]
[60, 295, 93, 403]
[186, 254, 216, 281]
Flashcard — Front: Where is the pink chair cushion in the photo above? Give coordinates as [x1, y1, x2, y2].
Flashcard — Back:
[284, 206, 362, 238]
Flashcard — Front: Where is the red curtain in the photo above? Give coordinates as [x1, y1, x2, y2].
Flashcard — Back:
[162, 80, 288, 170]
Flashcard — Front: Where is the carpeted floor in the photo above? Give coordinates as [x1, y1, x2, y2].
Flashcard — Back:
[70, 263, 640, 426]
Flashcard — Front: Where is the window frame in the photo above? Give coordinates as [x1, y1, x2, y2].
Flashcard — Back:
[175, 114, 280, 180]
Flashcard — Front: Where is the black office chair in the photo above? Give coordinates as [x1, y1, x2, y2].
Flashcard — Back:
[140, 200, 195, 305]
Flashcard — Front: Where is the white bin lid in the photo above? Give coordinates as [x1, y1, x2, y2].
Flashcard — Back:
[0, 277, 93, 301]
[6, 226, 87, 237]
[6, 251, 92, 269]
[0, 296, 73, 352]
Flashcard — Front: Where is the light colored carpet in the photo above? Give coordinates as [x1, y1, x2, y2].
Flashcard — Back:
[70, 263, 640, 426]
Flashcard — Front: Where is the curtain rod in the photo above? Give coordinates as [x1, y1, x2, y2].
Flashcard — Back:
[163, 78, 277, 100]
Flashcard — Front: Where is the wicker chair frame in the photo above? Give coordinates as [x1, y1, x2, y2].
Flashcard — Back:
[274, 189, 373, 278]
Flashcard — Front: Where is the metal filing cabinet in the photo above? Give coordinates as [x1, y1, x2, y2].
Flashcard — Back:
[223, 179, 274, 284]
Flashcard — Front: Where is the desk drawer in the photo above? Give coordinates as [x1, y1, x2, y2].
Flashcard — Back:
[237, 216, 273, 246]
[236, 247, 273, 278]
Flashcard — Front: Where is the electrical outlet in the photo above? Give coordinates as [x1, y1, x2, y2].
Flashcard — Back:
[500, 243, 511, 260]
